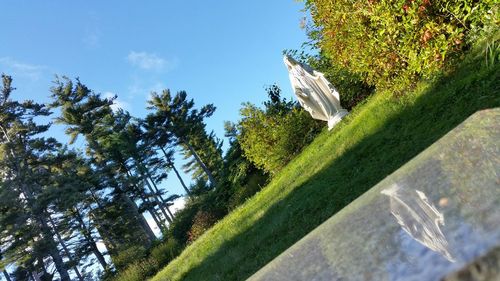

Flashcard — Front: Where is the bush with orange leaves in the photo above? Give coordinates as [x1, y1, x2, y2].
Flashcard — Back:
[187, 211, 219, 243]
[304, 0, 497, 92]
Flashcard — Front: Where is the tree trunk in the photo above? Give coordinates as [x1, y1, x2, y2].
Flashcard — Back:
[125, 166, 171, 225]
[3, 270, 11, 281]
[87, 210, 119, 251]
[165, 204, 175, 220]
[89, 188, 106, 210]
[139, 161, 179, 224]
[160, 146, 190, 195]
[180, 138, 217, 186]
[91, 140, 156, 245]
[73, 208, 108, 270]
[143, 167, 165, 200]
[35, 253, 50, 280]
[121, 194, 157, 243]
[39, 215, 71, 281]
[138, 192, 164, 232]
[149, 180, 175, 223]
[171, 163, 191, 195]
[148, 207, 163, 232]
[48, 216, 84, 281]
[142, 166, 175, 222]
[143, 170, 175, 221]
[106, 162, 156, 244]
[3, 147, 71, 281]
[134, 165, 175, 229]
[141, 174, 171, 223]
[88, 190, 119, 251]
[20, 182, 71, 281]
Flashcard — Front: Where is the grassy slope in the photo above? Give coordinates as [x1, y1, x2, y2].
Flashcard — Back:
[151, 45, 500, 281]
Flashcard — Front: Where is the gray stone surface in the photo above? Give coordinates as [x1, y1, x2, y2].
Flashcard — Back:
[443, 246, 500, 281]
[248, 108, 500, 281]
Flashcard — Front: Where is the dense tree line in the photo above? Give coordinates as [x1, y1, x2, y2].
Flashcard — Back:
[0, 75, 232, 280]
[1, 74, 321, 280]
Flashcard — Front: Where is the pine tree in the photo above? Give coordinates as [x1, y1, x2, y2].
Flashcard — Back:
[0, 74, 71, 280]
[146, 89, 223, 187]
[123, 121, 179, 223]
[44, 149, 110, 271]
[142, 117, 191, 196]
[49, 77, 157, 258]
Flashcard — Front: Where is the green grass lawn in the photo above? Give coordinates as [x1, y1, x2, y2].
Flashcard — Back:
[150, 42, 499, 281]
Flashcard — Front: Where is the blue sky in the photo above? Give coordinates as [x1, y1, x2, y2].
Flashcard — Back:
[0, 1, 310, 196]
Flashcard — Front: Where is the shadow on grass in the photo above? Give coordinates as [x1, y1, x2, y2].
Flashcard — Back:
[174, 53, 500, 281]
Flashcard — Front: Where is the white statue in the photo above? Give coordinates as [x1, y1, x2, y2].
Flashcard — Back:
[284, 55, 348, 130]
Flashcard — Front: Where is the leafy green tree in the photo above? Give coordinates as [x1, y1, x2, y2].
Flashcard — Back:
[220, 122, 268, 210]
[237, 85, 323, 175]
[126, 121, 178, 221]
[97, 110, 178, 227]
[96, 111, 164, 225]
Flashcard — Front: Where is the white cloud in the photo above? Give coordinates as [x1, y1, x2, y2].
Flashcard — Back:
[171, 196, 186, 214]
[127, 51, 169, 71]
[103, 92, 129, 112]
[146, 216, 162, 238]
[0, 57, 47, 81]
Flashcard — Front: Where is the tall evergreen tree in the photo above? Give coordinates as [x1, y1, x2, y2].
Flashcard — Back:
[0, 74, 71, 280]
[142, 118, 191, 196]
[96, 110, 172, 226]
[123, 121, 179, 223]
[146, 89, 223, 187]
[49, 77, 156, 257]
[44, 149, 110, 271]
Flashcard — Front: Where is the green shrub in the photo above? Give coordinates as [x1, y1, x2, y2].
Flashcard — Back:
[227, 172, 268, 210]
[110, 238, 183, 281]
[305, 0, 497, 91]
[150, 238, 183, 267]
[187, 210, 219, 243]
[111, 246, 147, 271]
[111, 258, 159, 281]
[219, 130, 269, 211]
[168, 200, 201, 245]
[167, 185, 234, 246]
[482, 32, 500, 68]
[238, 95, 323, 175]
